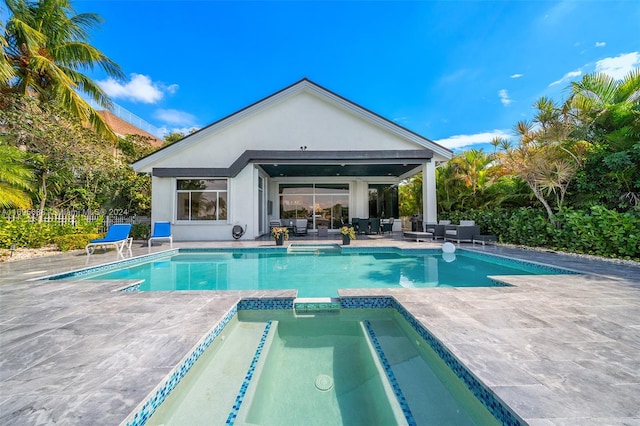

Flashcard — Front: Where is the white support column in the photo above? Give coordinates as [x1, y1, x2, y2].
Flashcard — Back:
[422, 161, 437, 225]
[351, 180, 367, 219]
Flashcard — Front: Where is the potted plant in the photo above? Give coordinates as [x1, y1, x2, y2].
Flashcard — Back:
[340, 226, 356, 245]
[271, 227, 289, 246]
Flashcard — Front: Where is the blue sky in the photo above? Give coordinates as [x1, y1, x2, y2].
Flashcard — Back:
[71, 0, 640, 151]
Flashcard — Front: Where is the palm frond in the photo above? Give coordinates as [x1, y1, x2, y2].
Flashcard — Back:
[617, 68, 640, 104]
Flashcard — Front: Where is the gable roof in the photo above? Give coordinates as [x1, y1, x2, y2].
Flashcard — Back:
[132, 78, 452, 171]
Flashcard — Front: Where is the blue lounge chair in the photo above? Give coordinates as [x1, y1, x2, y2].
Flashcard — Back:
[148, 221, 173, 252]
[85, 223, 132, 257]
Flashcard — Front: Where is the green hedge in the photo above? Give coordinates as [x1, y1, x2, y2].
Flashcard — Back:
[553, 206, 639, 258]
[0, 215, 103, 249]
[53, 233, 102, 251]
[441, 206, 639, 261]
[0, 216, 52, 248]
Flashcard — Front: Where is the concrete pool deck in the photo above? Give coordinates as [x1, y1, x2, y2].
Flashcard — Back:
[1, 235, 639, 425]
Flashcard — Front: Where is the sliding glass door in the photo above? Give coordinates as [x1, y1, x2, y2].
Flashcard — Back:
[279, 183, 349, 230]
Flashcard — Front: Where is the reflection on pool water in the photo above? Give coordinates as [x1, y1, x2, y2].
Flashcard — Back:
[145, 308, 507, 426]
[62, 248, 574, 298]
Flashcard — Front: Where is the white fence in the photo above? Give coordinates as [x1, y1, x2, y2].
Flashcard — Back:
[1, 210, 150, 232]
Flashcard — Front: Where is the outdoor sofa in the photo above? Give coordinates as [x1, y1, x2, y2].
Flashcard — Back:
[444, 220, 481, 244]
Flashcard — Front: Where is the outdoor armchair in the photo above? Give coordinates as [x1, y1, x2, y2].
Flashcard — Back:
[294, 219, 308, 236]
[444, 221, 480, 243]
[425, 221, 449, 240]
[381, 218, 394, 234]
[369, 218, 381, 234]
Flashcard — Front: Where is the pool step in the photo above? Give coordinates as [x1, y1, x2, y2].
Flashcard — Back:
[287, 244, 341, 254]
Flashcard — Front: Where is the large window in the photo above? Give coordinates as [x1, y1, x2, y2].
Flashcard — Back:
[368, 184, 398, 218]
[177, 179, 228, 221]
[279, 183, 349, 230]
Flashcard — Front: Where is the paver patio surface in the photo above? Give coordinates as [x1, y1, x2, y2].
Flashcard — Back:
[1, 236, 638, 425]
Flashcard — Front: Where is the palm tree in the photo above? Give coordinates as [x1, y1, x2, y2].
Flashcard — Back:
[567, 70, 639, 148]
[0, 22, 15, 85]
[565, 70, 640, 209]
[436, 150, 505, 210]
[448, 150, 498, 195]
[399, 174, 422, 217]
[499, 109, 587, 223]
[0, 144, 35, 209]
[2, 0, 124, 139]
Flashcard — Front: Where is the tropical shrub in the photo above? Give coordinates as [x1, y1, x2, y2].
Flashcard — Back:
[0, 215, 103, 249]
[53, 233, 101, 251]
[131, 223, 151, 240]
[441, 206, 639, 260]
[553, 206, 639, 259]
[0, 216, 51, 248]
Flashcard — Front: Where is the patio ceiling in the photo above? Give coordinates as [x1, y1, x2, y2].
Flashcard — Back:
[258, 163, 422, 177]
[253, 149, 431, 178]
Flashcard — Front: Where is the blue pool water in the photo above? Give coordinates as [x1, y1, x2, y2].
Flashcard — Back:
[62, 248, 574, 297]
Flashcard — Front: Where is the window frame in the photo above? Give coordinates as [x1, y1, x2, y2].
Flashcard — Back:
[175, 178, 229, 222]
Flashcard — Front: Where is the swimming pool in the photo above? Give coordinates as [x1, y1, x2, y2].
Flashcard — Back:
[130, 300, 522, 425]
[49, 247, 576, 298]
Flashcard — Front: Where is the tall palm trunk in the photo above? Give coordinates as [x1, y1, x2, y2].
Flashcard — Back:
[38, 172, 47, 223]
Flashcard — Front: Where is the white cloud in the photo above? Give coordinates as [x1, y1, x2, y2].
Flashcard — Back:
[498, 89, 512, 106]
[510, 73, 523, 79]
[166, 84, 179, 95]
[98, 74, 178, 104]
[595, 41, 606, 47]
[154, 109, 197, 126]
[435, 130, 511, 150]
[595, 52, 640, 80]
[549, 69, 582, 87]
[541, 1, 576, 25]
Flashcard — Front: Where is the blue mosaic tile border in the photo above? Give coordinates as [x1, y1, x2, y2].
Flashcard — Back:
[179, 247, 288, 254]
[460, 249, 581, 275]
[489, 278, 512, 287]
[124, 304, 238, 426]
[341, 246, 441, 255]
[340, 296, 524, 426]
[364, 320, 416, 426]
[119, 283, 141, 292]
[237, 297, 295, 310]
[340, 296, 395, 309]
[42, 249, 178, 281]
[389, 298, 525, 426]
[226, 321, 273, 425]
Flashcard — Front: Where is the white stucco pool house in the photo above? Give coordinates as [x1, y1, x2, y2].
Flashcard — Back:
[132, 79, 453, 241]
